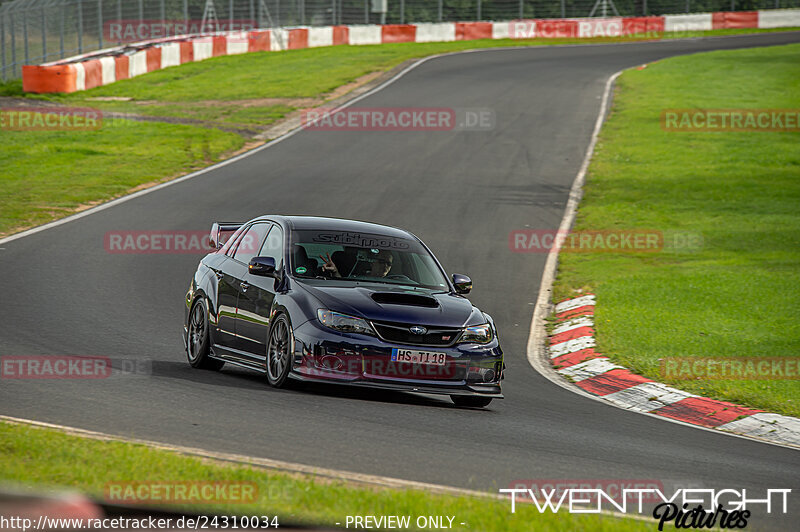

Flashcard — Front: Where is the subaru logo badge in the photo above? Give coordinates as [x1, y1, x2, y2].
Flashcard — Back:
[409, 326, 427, 335]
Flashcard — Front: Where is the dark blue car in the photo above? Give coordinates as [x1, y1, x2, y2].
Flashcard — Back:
[183, 216, 504, 407]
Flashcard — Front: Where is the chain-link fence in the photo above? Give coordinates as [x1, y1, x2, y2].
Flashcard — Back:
[1, 0, 798, 80]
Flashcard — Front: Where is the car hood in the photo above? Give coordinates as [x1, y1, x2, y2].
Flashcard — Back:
[295, 280, 483, 328]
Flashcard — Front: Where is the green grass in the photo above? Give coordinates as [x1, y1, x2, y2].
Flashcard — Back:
[1, 27, 797, 238]
[0, 421, 651, 531]
[0, 120, 244, 235]
[553, 43, 800, 417]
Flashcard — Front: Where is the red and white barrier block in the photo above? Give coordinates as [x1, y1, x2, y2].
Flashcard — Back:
[21, 9, 800, 94]
[549, 295, 800, 446]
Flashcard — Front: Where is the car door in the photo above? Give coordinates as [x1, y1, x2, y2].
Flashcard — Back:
[235, 224, 284, 357]
[209, 228, 248, 351]
[215, 222, 271, 361]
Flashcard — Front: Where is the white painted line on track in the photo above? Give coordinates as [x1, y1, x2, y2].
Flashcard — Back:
[717, 413, 800, 446]
[603, 382, 695, 413]
[0, 414, 494, 498]
[549, 336, 596, 358]
[5, 32, 797, 247]
[522, 64, 800, 452]
[554, 294, 596, 313]
[557, 358, 623, 382]
[0, 414, 654, 522]
[552, 316, 594, 335]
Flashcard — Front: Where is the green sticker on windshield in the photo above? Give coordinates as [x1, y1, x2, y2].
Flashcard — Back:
[295, 266, 307, 274]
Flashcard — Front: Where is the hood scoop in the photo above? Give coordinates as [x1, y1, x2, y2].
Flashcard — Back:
[371, 292, 440, 308]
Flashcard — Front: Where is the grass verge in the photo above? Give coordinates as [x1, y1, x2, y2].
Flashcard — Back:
[552, 43, 800, 417]
[0, 421, 652, 531]
[0, 27, 797, 237]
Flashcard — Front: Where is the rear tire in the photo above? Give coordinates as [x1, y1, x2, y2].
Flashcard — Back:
[187, 298, 225, 371]
[266, 313, 293, 388]
[451, 395, 493, 408]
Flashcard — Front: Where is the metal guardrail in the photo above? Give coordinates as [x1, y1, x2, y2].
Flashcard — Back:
[1, 0, 798, 80]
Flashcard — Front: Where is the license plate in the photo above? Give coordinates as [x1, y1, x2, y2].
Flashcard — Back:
[391, 348, 446, 366]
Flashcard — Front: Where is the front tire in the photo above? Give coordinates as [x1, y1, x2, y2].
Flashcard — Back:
[266, 313, 293, 387]
[451, 395, 493, 408]
[187, 298, 224, 371]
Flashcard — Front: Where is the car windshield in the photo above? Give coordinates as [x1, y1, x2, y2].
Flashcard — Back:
[289, 229, 450, 290]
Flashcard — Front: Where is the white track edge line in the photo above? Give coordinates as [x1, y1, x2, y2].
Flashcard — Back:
[0, 414, 655, 522]
[523, 66, 800, 453]
[3, 30, 797, 245]
[0, 414, 492, 498]
[0, 52, 444, 247]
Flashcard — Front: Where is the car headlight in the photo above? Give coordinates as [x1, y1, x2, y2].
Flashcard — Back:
[317, 309, 375, 336]
[459, 323, 494, 344]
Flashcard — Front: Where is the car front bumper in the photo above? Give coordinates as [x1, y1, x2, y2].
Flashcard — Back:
[290, 319, 504, 398]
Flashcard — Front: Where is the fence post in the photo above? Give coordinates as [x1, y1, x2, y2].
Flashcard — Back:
[138, 0, 144, 24]
[97, 0, 103, 49]
[643, 0, 647, 15]
[41, 7, 46, 62]
[229, 0, 233, 28]
[731, 0, 735, 10]
[10, 12, 16, 77]
[686, 0, 690, 14]
[23, 8, 28, 66]
[1, 14, 6, 81]
[519, 0, 523, 19]
[78, 0, 84, 54]
[60, 4, 64, 59]
[364, 0, 368, 24]
[477, 0, 481, 21]
[400, 0, 405, 24]
[561, 0, 565, 18]
[117, 0, 122, 45]
[161, 0, 166, 26]
[438, 0, 442, 22]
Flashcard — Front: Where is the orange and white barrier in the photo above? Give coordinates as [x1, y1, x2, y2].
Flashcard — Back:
[21, 9, 800, 94]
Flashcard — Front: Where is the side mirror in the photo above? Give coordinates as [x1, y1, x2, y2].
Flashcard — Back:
[248, 256, 277, 277]
[452, 274, 472, 295]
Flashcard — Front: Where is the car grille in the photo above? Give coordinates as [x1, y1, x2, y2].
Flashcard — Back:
[370, 321, 462, 347]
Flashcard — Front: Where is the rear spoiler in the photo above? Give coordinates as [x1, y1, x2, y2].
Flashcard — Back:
[208, 222, 244, 250]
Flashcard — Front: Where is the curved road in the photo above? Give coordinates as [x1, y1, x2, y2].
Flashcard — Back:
[2, 32, 799, 529]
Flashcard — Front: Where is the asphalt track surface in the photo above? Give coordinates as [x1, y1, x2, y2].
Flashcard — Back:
[2, 32, 799, 530]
